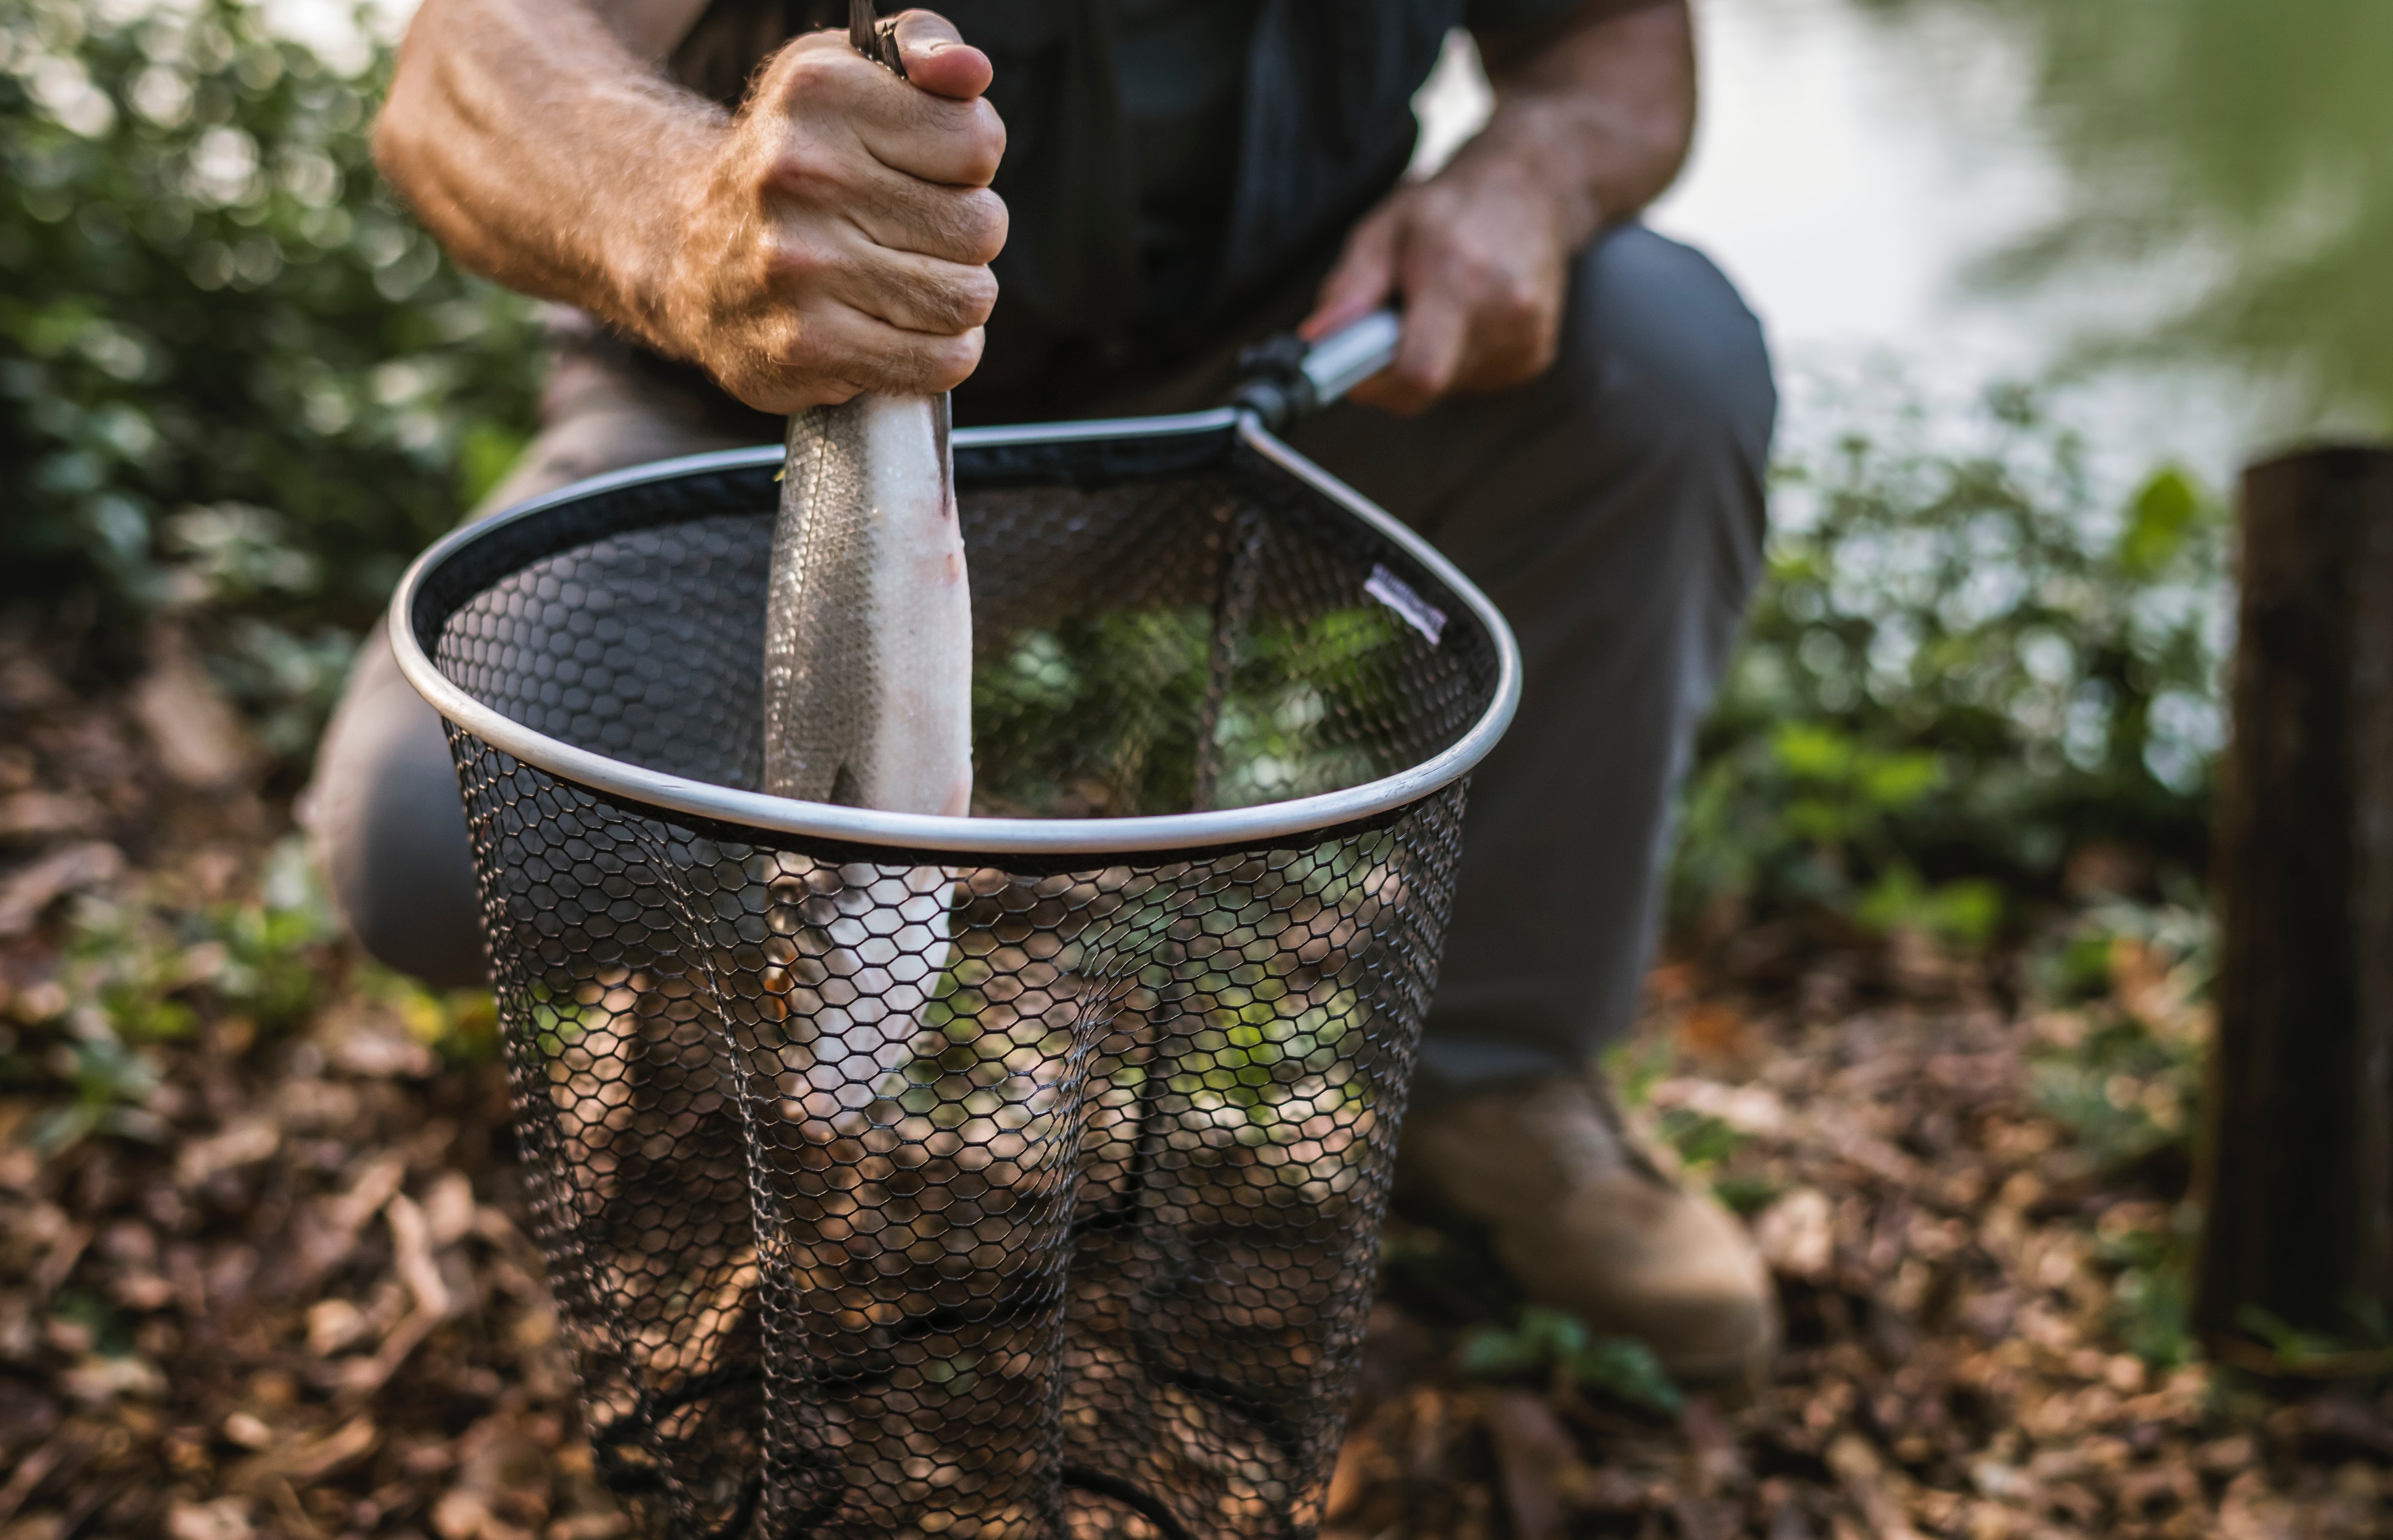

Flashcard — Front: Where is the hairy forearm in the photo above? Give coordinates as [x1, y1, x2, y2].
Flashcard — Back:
[1466, 0, 1695, 249]
[375, 0, 723, 350]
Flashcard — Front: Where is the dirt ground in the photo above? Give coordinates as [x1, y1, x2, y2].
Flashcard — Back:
[3, 644, 2391, 1540]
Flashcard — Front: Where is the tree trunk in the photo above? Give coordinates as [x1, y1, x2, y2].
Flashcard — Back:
[2197, 444, 2393, 1355]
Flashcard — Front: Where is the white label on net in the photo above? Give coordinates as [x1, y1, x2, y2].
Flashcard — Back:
[1365, 563, 1447, 645]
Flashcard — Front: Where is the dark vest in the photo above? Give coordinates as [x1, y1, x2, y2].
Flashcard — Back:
[667, 0, 1462, 417]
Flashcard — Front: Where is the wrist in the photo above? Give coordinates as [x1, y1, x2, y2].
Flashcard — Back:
[602, 111, 730, 363]
[1445, 97, 1606, 251]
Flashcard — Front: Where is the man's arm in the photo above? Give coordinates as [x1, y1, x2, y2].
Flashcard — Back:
[1301, 0, 1695, 414]
[375, 0, 1008, 410]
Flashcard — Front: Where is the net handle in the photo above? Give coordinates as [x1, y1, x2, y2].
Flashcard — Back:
[1228, 311, 1403, 432]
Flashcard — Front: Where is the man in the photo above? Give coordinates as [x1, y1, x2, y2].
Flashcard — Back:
[333, 0, 1777, 1383]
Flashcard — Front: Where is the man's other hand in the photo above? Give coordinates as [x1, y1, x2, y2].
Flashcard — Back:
[1301, 161, 1575, 417]
[1296, 0, 1695, 416]
[658, 10, 1007, 411]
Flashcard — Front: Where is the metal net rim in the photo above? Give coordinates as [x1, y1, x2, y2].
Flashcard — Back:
[388, 409, 1522, 859]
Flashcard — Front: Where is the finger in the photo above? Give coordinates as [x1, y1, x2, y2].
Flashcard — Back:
[888, 10, 993, 100]
[1299, 209, 1401, 341]
[1374, 283, 1468, 416]
[733, 304, 985, 411]
[801, 304, 986, 396]
[834, 169, 1007, 265]
[824, 240, 1000, 336]
[763, 32, 1004, 187]
[854, 92, 1006, 187]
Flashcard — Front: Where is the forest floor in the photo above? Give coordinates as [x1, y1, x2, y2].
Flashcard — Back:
[2, 635, 2391, 1540]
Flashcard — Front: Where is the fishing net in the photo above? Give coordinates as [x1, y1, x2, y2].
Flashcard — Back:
[394, 412, 1517, 1540]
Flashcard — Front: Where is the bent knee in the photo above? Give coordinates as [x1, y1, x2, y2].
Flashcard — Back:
[308, 631, 488, 988]
[1564, 225, 1777, 473]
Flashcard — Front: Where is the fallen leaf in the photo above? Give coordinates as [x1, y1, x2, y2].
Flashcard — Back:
[166, 1496, 256, 1540]
[176, 1118, 281, 1188]
[1755, 1187, 1835, 1280]
[129, 626, 255, 790]
[0, 840, 124, 935]
[1483, 1390, 1575, 1540]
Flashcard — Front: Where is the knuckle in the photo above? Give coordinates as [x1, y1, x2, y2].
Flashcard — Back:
[962, 103, 1007, 181]
[762, 236, 832, 286]
[771, 44, 845, 101]
[958, 190, 1008, 261]
[955, 267, 999, 326]
[765, 142, 844, 200]
[924, 331, 982, 392]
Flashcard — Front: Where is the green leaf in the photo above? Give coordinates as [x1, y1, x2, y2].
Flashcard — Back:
[2117, 468, 2206, 576]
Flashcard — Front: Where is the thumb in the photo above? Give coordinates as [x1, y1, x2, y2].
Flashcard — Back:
[1300, 206, 1402, 341]
[889, 9, 992, 100]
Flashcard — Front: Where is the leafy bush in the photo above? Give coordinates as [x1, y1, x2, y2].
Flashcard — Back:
[1673, 380, 2231, 940]
[1, 0, 538, 743]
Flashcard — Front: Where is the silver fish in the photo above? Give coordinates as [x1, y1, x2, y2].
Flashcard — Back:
[760, 391, 972, 1108]
[763, 393, 973, 813]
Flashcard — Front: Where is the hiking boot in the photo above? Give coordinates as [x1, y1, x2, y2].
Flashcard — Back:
[1397, 1073, 1778, 1386]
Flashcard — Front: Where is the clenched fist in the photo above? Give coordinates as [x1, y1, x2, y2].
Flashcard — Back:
[650, 10, 1007, 411]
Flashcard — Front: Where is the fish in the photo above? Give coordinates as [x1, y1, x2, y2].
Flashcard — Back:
[763, 393, 973, 815]
[760, 390, 973, 1132]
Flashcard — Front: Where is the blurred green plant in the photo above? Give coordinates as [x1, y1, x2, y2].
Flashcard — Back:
[1858, 0, 2393, 431]
[1, 834, 494, 1149]
[2099, 1205, 2200, 1370]
[0, 0, 538, 749]
[2024, 898, 2212, 1367]
[7, 836, 340, 1149]
[974, 602, 1408, 816]
[2027, 898, 2209, 1174]
[1459, 1305, 1684, 1416]
[1673, 384, 2228, 939]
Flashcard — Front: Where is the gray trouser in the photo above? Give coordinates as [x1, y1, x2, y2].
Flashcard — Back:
[308, 224, 1773, 1102]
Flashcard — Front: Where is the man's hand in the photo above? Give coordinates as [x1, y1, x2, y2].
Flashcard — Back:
[376, 1, 1005, 414]
[1302, 157, 1578, 417]
[1299, 0, 1694, 416]
[655, 12, 1007, 410]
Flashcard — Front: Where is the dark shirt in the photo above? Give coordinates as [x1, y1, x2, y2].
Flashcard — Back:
[1115, 0, 1265, 324]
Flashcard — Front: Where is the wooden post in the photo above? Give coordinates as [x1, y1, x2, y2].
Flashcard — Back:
[2197, 444, 2393, 1355]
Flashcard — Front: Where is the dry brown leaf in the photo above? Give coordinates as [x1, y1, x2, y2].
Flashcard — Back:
[175, 1118, 280, 1188]
[128, 627, 256, 791]
[227, 1415, 379, 1492]
[165, 1496, 256, 1540]
[1755, 1187, 1835, 1280]
[1824, 1435, 1926, 1540]
[1482, 1389, 1576, 1540]
[0, 840, 123, 935]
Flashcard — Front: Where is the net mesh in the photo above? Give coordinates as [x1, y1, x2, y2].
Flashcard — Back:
[410, 423, 1503, 1539]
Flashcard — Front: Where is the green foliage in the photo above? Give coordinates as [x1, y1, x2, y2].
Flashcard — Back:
[7, 836, 342, 1151]
[1459, 1305, 1684, 1416]
[0, 0, 538, 733]
[4, 832, 501, 1155]
[2026, 898, 2208, 1173]
[2099, 1206, 2200, 1369]
[1859, 0, 2393, 429]
[2230, 1301, 2393, 1377]
[1674, 385, 2228, 935]
[974, 603, 1407, 815]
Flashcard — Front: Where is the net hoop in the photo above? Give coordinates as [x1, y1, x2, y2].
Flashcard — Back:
[389, 408, 1521, 857]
